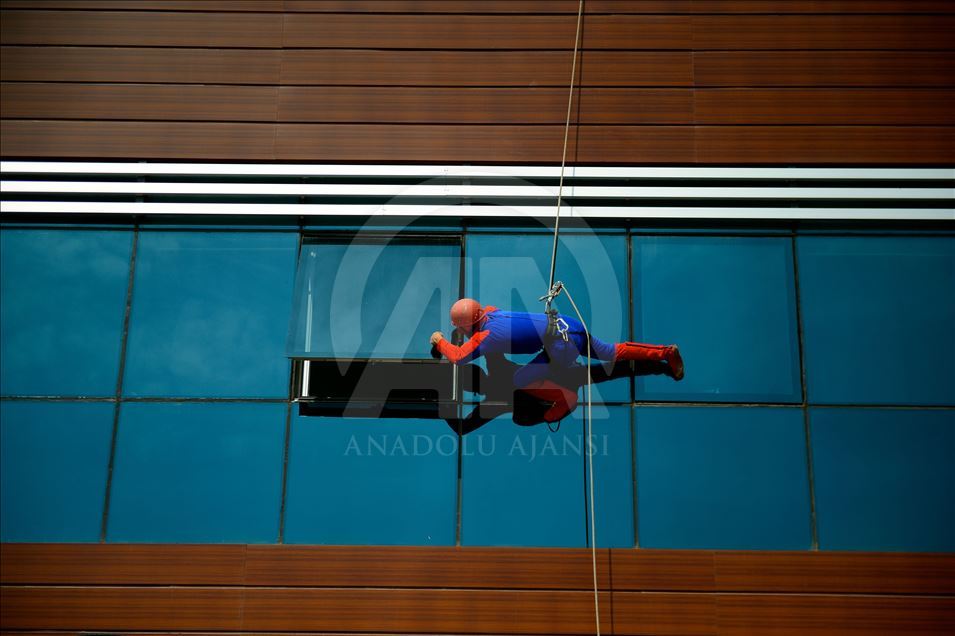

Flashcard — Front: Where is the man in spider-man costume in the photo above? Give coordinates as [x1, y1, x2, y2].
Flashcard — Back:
[430, 298, 684, 429]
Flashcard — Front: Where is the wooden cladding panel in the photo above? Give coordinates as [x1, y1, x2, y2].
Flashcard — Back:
[1, 5, 953, 165]
[5, 84, 954, 125]
[5, 121, 954, 163]
[711, 551, 955, 595]
[695, 126, 955, 164]
[0, 587, 246, 631]
[1, 84, 280, 122]
[0, 10, 285, 48]
[4, 1, 955, 13]
[6, 544, 955, 594]
[714, 595, 955, 636]
[244, 545, 612, 589]
[240, 588, 614, 633]
[281, 50, 695, 86]
[3, 587, 954, 634]
[0, 543, 247, 585]
[4, 545, 954, 634]
[6, 12, 953, 50]
[0, 47, 283, 85]
[6, 47, 954, 88]
[694, 51, 955, 87]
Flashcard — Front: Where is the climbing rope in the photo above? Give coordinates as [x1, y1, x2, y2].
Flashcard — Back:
[539, 1, 601, 634]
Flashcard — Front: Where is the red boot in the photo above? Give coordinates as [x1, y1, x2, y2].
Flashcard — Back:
[614, 342, 684, 381]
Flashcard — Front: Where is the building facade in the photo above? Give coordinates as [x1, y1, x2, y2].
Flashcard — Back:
[1, 1, 953, 633]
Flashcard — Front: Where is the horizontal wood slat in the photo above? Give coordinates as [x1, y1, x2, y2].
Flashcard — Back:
[281, 50, 694, 86]
[5, 544, 954, 594]
[241, 588, 613, 633]
[282, 14, 693, 49]
[694, 51, 955, 87]
[693, 89, 955, 125]
[1, 84, 280, 122]
[4, 1, 955, 13]
[0, 543, 247, 585]
[6, 84, 953, 125]
[0, 47, 283, 85]
[0, 10, 284, 47]
[714, 594, 955, 635]
[5, 121, 954, 163]
[285, 0, 955, 12]
[8, 47, 954, 88]
[244, 545, 611, 589]
[695, 126, 955, 163]
[7, 12, 950, 50]
[0, 587, 246, 631]
[712, 551, 955, 595]
[3, 586, 953, 634]
[692, 15, 955, 49]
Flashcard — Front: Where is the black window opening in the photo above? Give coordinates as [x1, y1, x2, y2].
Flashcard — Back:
[286, 233, 463, 419]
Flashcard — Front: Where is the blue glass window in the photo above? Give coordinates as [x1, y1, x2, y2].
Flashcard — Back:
[811, 408, 954, 551]
[283, 416, 456, 545]
[106, 402, 286, 543]
[1, 229, 131, 396]
[465, 233, 630, 403]
[1, 401, 113, 542]
[123, 231, 297, 398]
[797, 236, 955, 406]
[633, 235, 801, 403]
[461, 415, 584, 547]
[460, 407, 632, 547]
[635, 406, 811, 549]
[287, 236, 460, 359]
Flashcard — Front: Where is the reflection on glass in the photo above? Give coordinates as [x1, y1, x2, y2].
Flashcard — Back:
[287, 237, 460, 359]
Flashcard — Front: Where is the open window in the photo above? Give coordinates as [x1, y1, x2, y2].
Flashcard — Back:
[286, 233, 463, 418]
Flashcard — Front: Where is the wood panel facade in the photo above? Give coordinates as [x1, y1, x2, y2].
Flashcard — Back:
[2, 544, 954, 634]
[1, 0, 953, 163]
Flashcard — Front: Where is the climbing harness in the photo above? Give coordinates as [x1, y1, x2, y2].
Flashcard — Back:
[539, 1, 600, 634]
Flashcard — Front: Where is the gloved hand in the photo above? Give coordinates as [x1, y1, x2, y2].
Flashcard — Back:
[430, 331, 445, 346]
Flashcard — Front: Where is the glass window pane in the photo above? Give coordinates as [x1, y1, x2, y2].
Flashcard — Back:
[465, 233, 630, 403]
[797, 236, 955, 405]
[123, 231, 298, 398]
[283, 416, 456, 545]
[811, 408, 955, 552]
[1, 401, 113, 542]
[287, 237, 460, 359]
[106, 402, 286, 543]
[633, 236, 801, 403]
[1, 229, 131, 397]
[461, 415, 584, 547]
[635, 406, 811, 549]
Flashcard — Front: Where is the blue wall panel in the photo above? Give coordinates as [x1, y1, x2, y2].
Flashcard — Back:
[461, 414, 584, 547]
[1, 229, 131, 397]
[633, 236, 802, 403]
[465, 233, 630, 403]
[0, 401, 113, 542]
[284, 416, 456, 545]
[811, 408, 954, 551]
[798, 236, 955, 406]
[123, 231, 297, 398]
[106, 402, 285, 543]
[587, 406, 635, 548]
[635, 406, 811, 549]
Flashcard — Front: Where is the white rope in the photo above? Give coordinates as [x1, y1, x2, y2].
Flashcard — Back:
[561, 284, 600, 636]
[542, 2, 600, 634]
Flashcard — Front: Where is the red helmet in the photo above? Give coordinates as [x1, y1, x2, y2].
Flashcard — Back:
[450, 298, 485, 330]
